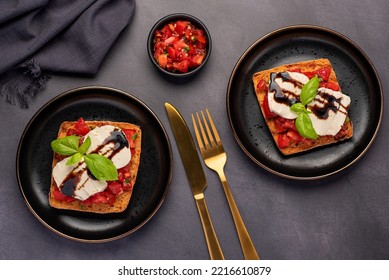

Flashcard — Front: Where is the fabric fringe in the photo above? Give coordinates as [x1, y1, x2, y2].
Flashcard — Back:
[0, 59, 50, 108]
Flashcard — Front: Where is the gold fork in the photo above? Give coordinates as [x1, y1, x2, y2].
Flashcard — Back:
[192, 109, 260, 260]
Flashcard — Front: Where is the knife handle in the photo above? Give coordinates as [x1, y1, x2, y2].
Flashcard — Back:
[195, 196, 225, 260]
[219, 171, 260, 260]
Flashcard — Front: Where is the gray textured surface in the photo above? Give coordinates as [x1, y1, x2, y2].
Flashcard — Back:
[1, 0, 388, 259]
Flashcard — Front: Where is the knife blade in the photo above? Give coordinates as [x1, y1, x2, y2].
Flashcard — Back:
[165, 102, 224, 260]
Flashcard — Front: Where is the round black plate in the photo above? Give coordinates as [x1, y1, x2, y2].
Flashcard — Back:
[16, 86, 172, 242]
[227, 25, 383, 179]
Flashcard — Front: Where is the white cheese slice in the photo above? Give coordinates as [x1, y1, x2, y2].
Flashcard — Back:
[52, 158, 107, 201]
[307, 87, 351, 136]
[85, 125, 131, 169]
[52, 125, 132, 201]
[268, 71, 309, 119]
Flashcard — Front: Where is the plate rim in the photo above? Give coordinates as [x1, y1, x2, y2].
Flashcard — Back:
[16, 85, 173, 242]
[226, 24, 384, 180]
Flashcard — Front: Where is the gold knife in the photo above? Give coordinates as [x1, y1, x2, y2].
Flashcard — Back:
[165, 103, 225, 260]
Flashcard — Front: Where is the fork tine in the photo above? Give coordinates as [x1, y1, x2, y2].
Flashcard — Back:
[201, 110, 216, 148]
[196, 112, 211, 149]
[206, 108, 221, 146]
[192, 114, 205, 152]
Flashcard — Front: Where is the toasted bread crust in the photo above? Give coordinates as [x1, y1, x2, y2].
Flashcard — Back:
[252, 58, 353, 155]
[49, 121, 141, 213]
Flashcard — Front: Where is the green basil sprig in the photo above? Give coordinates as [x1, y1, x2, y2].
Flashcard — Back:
[51, 135, 118, 181]
[290, 75, 319, 140]
[300, 75, 319, 105]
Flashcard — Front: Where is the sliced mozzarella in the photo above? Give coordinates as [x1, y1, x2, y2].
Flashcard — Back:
[52, 125, 132, 201]
[52, 157, 107, 201]
[85, 125, 131, 169]
[268, 71, 309, 119]
[73, 172, 107, 201]
[307, 87, 351, 136]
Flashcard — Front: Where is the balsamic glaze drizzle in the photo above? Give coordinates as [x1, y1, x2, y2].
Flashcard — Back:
[269, 72, 349, 120]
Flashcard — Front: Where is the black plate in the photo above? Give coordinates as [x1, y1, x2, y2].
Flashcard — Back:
[227, 25, 383, 179]
[16, 86, 172, 242]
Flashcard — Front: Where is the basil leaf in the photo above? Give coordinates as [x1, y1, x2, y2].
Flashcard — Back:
[295, 112, 318, 140]
[78, 136, 91, 155]
[84, 154, 118, 181]
[66, 152, 83, 166]
[300, 75, 319, 105]
[290, 103, 307, 113]
[51, 135, 79, 156]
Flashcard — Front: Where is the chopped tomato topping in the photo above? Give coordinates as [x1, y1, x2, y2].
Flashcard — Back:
[74, 117, 90, 136]
[302, 71, 316, 79]
[286, 130, 303, 143]
[107, 181, 123, 195]
[256, 79, 268, 91]
[320, 81, 340, 91]
[278, 133, 290, 149]
[262, 94, 277, 119]
[157, 53, 168, 69]
[90, 192, 115, 205]
[315, 67, 331, 81]
[53, 188, 74, 203]
[153, 20, 207, 73]
[123, 129, 137, 149]
[173, 60, 189, 73]
[274, 117, 296, 132]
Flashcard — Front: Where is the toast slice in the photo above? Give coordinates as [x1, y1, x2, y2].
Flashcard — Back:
[49, 120, 141, 213]
[252, 58, 353, 155]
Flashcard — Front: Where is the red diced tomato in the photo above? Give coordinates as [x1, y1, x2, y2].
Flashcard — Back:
[108, 181, 123, 195]
[123, 179, 132, 190]
[320, 81, 340, 91]
[173, 60, 189, 73]
[282, 119, 297, 131]
[315, 67, 331, 81]
[80, 197, 92, 206]
[262, 94, 277, 119]
[190, 54, 204, 67]
[157, 53, 168, 68]
[123, 129, 137, 148]
[74, 117, 90, 136]
[274, 119, 287, 133]
[175, 20, 188, 35]
[105, 192, 116, 205]
[66, 129, 77, 136]
[90, 192, 115, 205]
[161, 25, 172, 39]
[184, 29, 191, 40]
[164, 36, 178, 45]
[302, 71, 316, 79]
[152, 19, 208, 73]
[90, 193, 107, 204]
[53, 188, 74, 203]
[287, 130, 303, 143]
[256, 79, 268, 91]
[167, 46, 176, 59]
[194, 35, 206, 44]
[278, 133, 290, 149]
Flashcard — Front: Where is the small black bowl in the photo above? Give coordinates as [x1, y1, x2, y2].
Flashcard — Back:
[147, 13, 212, 82]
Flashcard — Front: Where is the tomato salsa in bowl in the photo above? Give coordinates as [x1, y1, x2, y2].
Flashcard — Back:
[147, 13, 212, 80]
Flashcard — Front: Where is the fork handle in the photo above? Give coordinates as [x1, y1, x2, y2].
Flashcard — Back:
[218, 171, 260, 260]
[195, 196, 225, 260]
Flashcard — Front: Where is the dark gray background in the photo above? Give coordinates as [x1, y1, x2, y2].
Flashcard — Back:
[1, 0, 388, 259]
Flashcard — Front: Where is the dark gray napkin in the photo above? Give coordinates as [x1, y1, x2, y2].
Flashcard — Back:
[0, 0, 135, 108]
